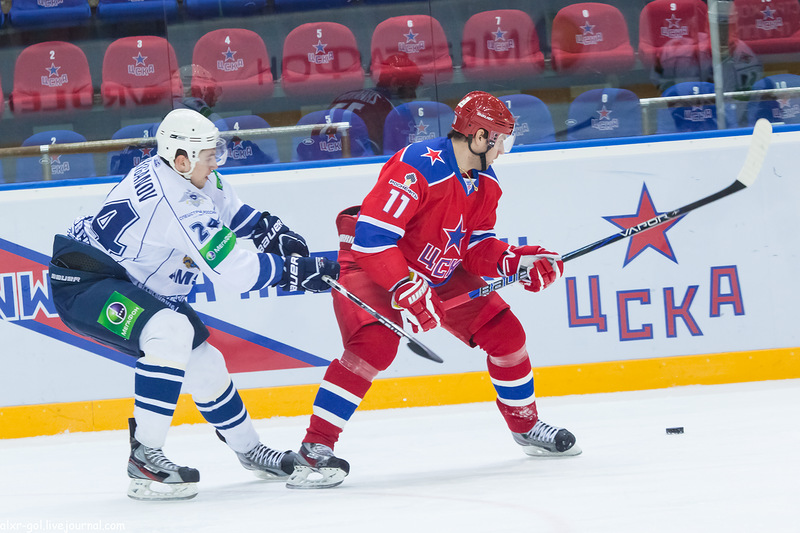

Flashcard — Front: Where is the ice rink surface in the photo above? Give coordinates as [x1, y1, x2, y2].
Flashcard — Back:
[2, 379, 799, 533]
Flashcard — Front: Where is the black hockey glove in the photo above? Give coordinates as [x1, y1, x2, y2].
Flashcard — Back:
[279, 255, 340, 293]
[252, 212, 310, 257]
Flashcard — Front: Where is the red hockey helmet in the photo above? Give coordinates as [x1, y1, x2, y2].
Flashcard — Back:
[452, 91, 516, 152]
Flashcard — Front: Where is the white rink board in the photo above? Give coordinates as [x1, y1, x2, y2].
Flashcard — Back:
[1, 130, 799, 406]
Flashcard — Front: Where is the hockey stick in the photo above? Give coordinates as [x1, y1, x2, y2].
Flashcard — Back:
[442, 118, 773, 311]
[322, 275, 444, 364]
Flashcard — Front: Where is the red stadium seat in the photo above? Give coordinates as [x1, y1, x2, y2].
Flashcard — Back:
[370, 15, 453, 89]
[732, 0, 800, 56]
[461, 9, 545, 81]
[551, 2, 635, 74]
[101, 36, 183, 108]
[10, 41, 93, 115]
[281, 22, 364, 99]
[192, 28, 274, 106]
[638, 0, 712, 77]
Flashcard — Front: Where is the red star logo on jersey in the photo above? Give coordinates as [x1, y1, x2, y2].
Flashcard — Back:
[421, 147, 444, 165]
[603, 184, 682, 267]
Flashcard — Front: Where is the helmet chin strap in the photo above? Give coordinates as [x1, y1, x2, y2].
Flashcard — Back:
[466, 135, 491, 172]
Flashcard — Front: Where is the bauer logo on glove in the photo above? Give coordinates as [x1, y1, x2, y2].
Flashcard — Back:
[279, 255, 340, 293]
[252, 212, 310, 257]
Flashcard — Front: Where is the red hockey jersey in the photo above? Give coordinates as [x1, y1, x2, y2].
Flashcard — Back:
[351, 136, 510, 290]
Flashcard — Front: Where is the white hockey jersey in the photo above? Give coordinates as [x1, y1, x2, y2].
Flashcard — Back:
[72, 156, 283, 299]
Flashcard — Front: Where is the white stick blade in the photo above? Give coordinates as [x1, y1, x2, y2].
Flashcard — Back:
[736, 118, 773, 188]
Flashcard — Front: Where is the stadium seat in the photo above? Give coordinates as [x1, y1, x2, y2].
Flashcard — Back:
[732, 0, 800, 56]
[382, 101, 455, 155]
[566, 88, 642, 141]
[330, 89, 395, 154]
[656, 81, 737, 133]
[746, 73, 800, 125]
[461, 9, 545, 81]
[293, 108, 373, 161]
[184, 0, 266, 18]
[107, 123, 159, 176]
[274, 0, 353, 9]
[214, 115, 280, 166]
[370, 15, 453, 89]
[96, 0, 178, 21]
[101, 36, 183, 108]
[551, 2, 635, 74]
[9, 0, 90, 27]
[0, 76, 3, 120]
[192, 29, 273, 106]
[281, 22, 364, 99]
[10, 41, 93, 115]
[16, 131, 96, 182]
[500, 94, 556, 145]
[638, 0, 712, 79]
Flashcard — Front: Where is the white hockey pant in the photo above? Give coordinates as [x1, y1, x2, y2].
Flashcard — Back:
[133, 309, 258, 453]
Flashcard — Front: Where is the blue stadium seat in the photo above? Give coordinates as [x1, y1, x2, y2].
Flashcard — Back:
[500, 94, 556, 145]
[656, 82, 737, 133]
[184, 0, 266, 18]
[274, 0, 353, 10]
[96, 0, 178, 21]
[215, 116, 280, 166]
[9, 0, 90, 27]
[293, 109, 374, 161]
[107, 123, 159, 176]
[382, 101, 455, 155]
[17, 131, 96, 182]
[746, 74, 800, 126]
[567, 88, 642, 141]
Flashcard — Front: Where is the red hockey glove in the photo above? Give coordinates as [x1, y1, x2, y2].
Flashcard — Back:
[391, 273, 444, 333]
[499, 245, 564, 293]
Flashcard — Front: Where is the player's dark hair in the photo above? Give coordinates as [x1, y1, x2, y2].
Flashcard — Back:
[447, 130, 467, 142]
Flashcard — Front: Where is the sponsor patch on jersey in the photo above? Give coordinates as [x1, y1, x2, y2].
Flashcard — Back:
[97, 291, 144, 340]
[200, 227, 236, 269]
[388, 173, 419, 200]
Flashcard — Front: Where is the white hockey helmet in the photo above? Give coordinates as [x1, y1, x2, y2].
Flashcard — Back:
[156, 108, 227, 179]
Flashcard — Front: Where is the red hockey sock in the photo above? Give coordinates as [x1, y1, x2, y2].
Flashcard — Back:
[303, 358, 373, 449]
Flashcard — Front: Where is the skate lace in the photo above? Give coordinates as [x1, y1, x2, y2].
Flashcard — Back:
[143, 447, 180, 471]
[527, 420, 560, 444]
[247, 444, 284, 468]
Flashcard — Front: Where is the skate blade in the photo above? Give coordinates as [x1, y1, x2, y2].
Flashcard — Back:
[251, 469, 290, 481]
[127, 478, 198, 501]
[286, 465, 347, 490]
[521, 443, 582, 458]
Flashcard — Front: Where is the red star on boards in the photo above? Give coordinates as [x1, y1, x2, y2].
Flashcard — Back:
[603, 184, 683, 266]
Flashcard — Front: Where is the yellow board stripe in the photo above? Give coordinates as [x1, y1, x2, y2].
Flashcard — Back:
[2, 347, 798, 439]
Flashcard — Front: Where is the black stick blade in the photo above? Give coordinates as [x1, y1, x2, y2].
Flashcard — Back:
[407, 340, 444, 363]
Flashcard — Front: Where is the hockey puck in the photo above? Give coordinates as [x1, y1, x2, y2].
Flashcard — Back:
[666, 427, 684, 435]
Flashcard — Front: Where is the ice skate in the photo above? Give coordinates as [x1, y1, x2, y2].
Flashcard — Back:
[216, 430, 296, 480]
[127, 419, 200, 501]
[286, 442, 350, 489]
[512, 419, 582, 457]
